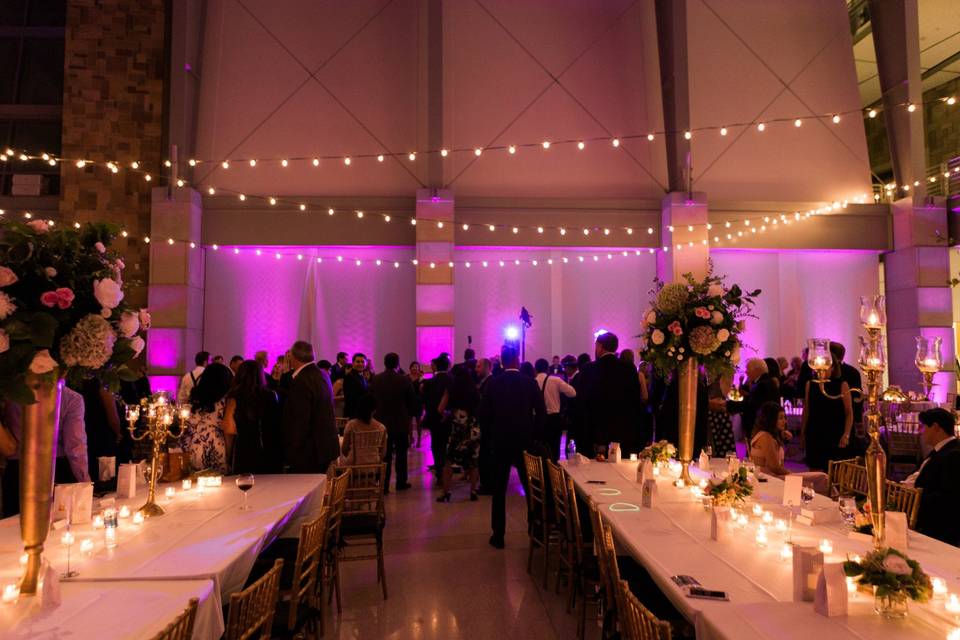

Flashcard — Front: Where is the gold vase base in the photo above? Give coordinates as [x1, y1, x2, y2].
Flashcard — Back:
[139, 501, 166, 518]
[679, 462, 695, 486]
[19, 548, 42, 595]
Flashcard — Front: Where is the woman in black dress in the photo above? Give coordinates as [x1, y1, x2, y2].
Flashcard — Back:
[800, 346, 853, 472]
[222, 360, 281, 474]
[435, 365, 482, 503]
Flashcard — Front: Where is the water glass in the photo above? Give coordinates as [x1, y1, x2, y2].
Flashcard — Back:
[800, 486, 815, 507]
[839, 495, 857, 529]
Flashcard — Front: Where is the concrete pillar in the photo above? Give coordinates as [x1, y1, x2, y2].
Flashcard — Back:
[885, 197, 956, 401]
[415, 189, 455, 363]
[147, 187, 204, 393]
[657, 192, 709, 282]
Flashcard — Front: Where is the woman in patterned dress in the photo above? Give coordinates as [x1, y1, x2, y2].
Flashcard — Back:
[180, 362, 232, 474]
[435, 366, 482, 503]
[707, 373, 736, 457]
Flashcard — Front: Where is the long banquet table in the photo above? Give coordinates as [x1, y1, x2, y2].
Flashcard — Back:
[0, 473, 326, 639]
[563, 457, 960, 640]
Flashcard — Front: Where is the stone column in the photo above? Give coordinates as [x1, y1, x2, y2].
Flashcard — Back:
[657, 192, 709, 283]
[415, 189, 455, 363]
[147, 187, 204, 393]
[885, 197, 956, 401]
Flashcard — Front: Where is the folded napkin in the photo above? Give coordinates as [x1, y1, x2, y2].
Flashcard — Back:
[793, 545, 823, 602]
[886, 511, 909, 550]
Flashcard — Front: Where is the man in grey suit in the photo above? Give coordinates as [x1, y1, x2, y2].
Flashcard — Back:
[281, 341, 339, 474]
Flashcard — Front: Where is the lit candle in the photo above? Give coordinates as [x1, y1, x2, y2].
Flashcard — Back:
[818, 539, 833, 554]
[132, 511, 144, 525]
[850, 554, 862, 564]
[866, 311, 879, 328]
[19, 553, 27, 567]
[762, 511, 774, 525]
[774, 518, 787, 533]
[92, 514, 104, 529]
[629, 453, 638, 462]
[61, 531, 75, 546]
[699, 479, 708, 490]
[212, 476, 222, 487]
[80, 539, 94, 555]
[755, 526, 768, 548]
[675, 479, 685, 489]
[691, 486, 703, 498]
[947, 593, 960, 614]
[182, 479, 192, 490]
[165, 487, 176, 500]
[104, 508, 118, 549]
[736, 513, 748, 528]
[752, 504, 763, 517]
[118, 505, 131, 519]
[652, 465, 661, 477]
[2, 584, 19, 604]
[780, 542, 793, 561]
[846, 577, 857, 595]
[933, 578, 949, 598]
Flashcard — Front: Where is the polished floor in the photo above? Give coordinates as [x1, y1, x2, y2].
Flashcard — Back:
[328, 433, 590, 639]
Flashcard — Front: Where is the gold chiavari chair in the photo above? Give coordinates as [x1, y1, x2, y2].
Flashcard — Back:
[276, 508, 328, 637]
[225, 559, 283, 640]
[321, 469, 351, 617]
[618, 580, 673, 640]
[599, 524, 623, 637]
[333, 463, 388, 600]
[347, 429, 386, 464]
[335, 417, 350, 435]
[149, 597, 198, 640]
[885, 480, 923, 529]
[832, 459, 868, 497]
[568, 477, 602, 639]
[523, 451, 552, 588]
[546, 460, 574, 598]
[827, 457, 863, 495]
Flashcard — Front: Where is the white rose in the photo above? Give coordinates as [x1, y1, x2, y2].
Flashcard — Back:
[882, 555, 913, 576]
[707, 283, 724, 297]
[0, 266, 17, 287]
[95, 242, 106, 253]
[29, 349, 57, 374]
[44, 267, 57, 278]
[129, 336, 145, 358]
[118, 311, 140, 338]
[651, 329, 665, 345]
[645, 310, 656, 325]
[0, 291, 15, 320]
[717, 328, 730, 342]
[711, 311, 723, 325]
[93, 278, 124, 309]
[0, 328, 8, 354]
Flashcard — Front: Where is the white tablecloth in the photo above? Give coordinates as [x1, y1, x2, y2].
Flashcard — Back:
[564, 458, 960, 640]
[0, 473, 325, 639]
[0, 578, 221, 640]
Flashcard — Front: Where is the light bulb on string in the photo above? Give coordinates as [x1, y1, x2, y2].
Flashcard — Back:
[408, 153, 416, 161]
[312, 158, 320, 167]
[507, 145, 516, 155]
[757, 122, 765, 132]
[720, 127, 728, 136]
[281, 159, 288, 167]
[377, 155, 384, 162]
[611, 138, 620, 147]
[249, 159, 257, 167]
[647, 134, 655, 141]
[683, 131, 691, 140]
[868, 109, 877, 118]
[542, 141, 551, 149]
[577, 141, 585, 150]
[907, 103, 916, 112]
[344, 157, 351, 165]
[441, 149, 449, 157]
[474, 148, 482, 156]
[831, 114, 840, 124]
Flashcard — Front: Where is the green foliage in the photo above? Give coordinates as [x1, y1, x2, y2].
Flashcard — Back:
[843, 547, 933, 601]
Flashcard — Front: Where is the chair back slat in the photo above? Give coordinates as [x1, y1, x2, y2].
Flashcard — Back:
[150, 597, 199, 640]
[618, 580, 673, 640]
[349, 430, 387, 464]
[334, 463, 386, 518]
[285, 508, 328, 630]
[225, 559, 283, 640]
[600, 525, 621, 599]
[546, 460, 570, 541]
[885, 481, 922, 529]
[566, 474, 586, 566]
[523, 451, 548, 524]
[831, 459, 868, 496]
[324, 469, 351, 543]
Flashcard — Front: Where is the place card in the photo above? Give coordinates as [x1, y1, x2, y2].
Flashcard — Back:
[608, 442, 622, 464]
[97, 456, 116, 482]
[792, 545, 824, 602]
[641, 479, 657, 508]
[638, 459, 654, 483]
[53, 483, 93, 524]
[711, 507, 731, 542]
[699, 450, 710, 470]
[814, 563, 848, 617]
[886, 511, 909, 550]
[116, 464, 138, 499]
[783, 475, 803, 506]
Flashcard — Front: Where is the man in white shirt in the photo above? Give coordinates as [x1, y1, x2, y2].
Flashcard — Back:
[57, 386, 90, 483]
[177, 351, 209, 404]
[534, 358, 576, 461]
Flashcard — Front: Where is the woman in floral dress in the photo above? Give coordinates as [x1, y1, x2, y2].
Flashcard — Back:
[435, 366, 482, 502]
[180, 362, 232, 474]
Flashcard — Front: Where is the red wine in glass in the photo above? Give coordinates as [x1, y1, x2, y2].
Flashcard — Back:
[236, 474, 255, 510]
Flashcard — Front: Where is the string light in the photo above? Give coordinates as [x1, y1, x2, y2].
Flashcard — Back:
[794, 119, 802, 127]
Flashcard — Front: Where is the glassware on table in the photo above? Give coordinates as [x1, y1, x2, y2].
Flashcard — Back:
[236, 474, 255, 511]
[839, 495, 857, 529]
[800, 486, 815, 507]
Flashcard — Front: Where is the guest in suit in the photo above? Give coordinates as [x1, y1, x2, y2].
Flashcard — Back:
[579, 332, 644, 456]
[561, 355, 585, 453]
[832, 342, 864, 446]
[727, 358, 780, 437]
[342, 353, 369, 420]
[422, 355, 452, 477]
[908, 408, 960, 545]
[330, 352, 349, 383]
[370, 352, 418, 492]
[479, 344, 546, 549]
[476, 357, 495, 494]
[281, 341, 340, 474]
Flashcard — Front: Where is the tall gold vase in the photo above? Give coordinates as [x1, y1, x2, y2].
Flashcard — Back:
[677, 356, 698, 485]
[19, 372, 62, 595]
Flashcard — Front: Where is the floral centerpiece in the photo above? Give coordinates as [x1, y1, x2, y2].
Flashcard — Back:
[0, 217, 147, 595]
[639, 265, 759, 378]
[843, 547, 932, 618]
[638, 440, 676, 465]
[707, 467, 754, 507]
[0, 218, 148, 401]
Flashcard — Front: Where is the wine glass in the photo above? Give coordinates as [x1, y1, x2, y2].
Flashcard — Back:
[236, 474, 255, 511]
[800, 486, 815, 507]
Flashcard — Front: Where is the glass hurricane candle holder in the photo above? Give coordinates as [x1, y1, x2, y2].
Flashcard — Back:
[860, 295, 886, 329]
[915, 336, 943, 400]
[858, 335, 885, 372]
[807, 338, 832, 375]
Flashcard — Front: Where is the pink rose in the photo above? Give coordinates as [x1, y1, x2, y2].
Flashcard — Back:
[118, 311, 139, 338]
[0, 328, 8, 354]
[94, 242, 106, 253]
[27, 220, 49, 234]
[40, 291, 59, 307]
[54, 287, 74, 309]
[93, 277, 123, 309]
[695, 307, 710, 319]
[138, 308, 151, 330]
[44, 267, 57, 278]
[0, 266, 17, 287]
[668, 320, 683, 336]
[129, 336, 145, 358]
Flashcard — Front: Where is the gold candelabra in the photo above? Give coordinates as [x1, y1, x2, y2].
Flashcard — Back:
[125, 394, 190, 518]
[914, 336, 942, 401]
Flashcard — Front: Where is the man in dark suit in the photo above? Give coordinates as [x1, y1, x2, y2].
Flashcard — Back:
[422, 355, 452, 478]
[479, 344, 546, 549]
[342, 353, 368, 419]
[833, 342, 864, 437]
[727, 358, 780, 437]
[281, 341, 340, 474]
[579, 332, 644, 456]
[370, 352, 418, 492]
[912, 408, 960, 546]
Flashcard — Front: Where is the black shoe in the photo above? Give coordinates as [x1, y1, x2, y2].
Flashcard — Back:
[436, 492, 451, 503]
[397, 482, 412, 491]
[488, 535, 505, 549]
[470, 491, 479, 502]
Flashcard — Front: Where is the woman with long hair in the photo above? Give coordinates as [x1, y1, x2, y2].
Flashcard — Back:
[801, 344, 853, 472]
[436, 365, 482, 502]
[752, 399, 829, 492]
[180, 362, 233, 474]
[222, 360, 282, 473]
